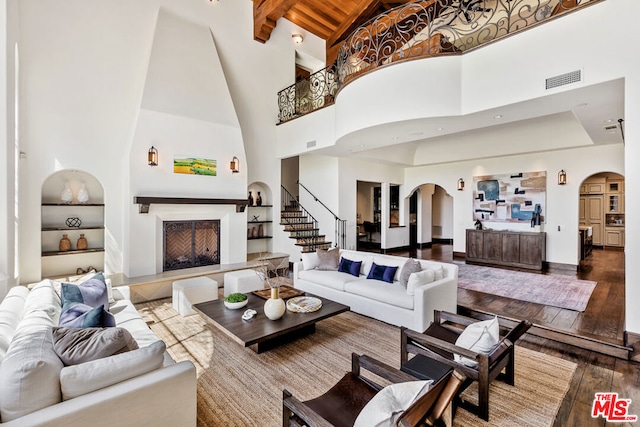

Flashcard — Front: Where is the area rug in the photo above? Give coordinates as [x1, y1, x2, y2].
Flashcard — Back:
[137, 299, 577, 427]
[457, 263, 597, 311]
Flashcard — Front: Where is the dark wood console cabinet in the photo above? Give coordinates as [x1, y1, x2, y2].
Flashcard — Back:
[466, 229, 546, 270]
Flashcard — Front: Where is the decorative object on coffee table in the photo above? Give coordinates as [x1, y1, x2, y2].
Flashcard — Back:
[286, 296, 322, 313]
[60, 182, 73, 204]
[224, 293, 249, 310]
[65, 217, 82, 228]
[252, 285, 304, 300]
[256, 259, 285, 320]
[77, 234, 88, 250]
[77, 183, 90, 204]
[59, 234, 72, 251]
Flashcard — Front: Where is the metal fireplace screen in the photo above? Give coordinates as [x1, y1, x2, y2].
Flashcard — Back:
[163, 220, 220, 272]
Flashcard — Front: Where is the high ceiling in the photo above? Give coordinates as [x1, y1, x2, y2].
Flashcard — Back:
[253, 0, 414, 61]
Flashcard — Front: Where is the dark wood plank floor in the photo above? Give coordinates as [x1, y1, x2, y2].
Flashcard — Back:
[380, 244, 639, 426]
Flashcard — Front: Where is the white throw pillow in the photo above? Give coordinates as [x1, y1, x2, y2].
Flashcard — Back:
[301, 252, 319, 271]
[454, 317, 500, 367]
[406, 269, 435, 296]
[60, 340, 166, 400]
[354, 380, 432, 427]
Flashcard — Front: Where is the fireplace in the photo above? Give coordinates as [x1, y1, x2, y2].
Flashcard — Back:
[163, 220, 220, 272]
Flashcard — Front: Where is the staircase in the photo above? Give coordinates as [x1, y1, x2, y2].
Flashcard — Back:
[281, 203, 332, 253]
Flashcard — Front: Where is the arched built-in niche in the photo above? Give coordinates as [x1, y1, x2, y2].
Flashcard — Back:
[41, 170, 105, 278]
[247, 182, 274, 256]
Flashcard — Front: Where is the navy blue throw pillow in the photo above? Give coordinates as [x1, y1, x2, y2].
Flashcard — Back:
[366, 263, 398, 283]
[338, 257, 362, 277]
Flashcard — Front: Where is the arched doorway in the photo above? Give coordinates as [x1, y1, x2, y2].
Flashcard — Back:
[408, 183, 453, 250]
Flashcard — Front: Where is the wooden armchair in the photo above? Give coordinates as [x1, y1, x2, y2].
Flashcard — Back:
[282, 353, 465, 427]
[400, 311, 532, 421]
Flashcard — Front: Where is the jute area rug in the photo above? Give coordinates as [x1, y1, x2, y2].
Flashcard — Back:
[457, 263, 597, 311]
[137, 299, 577, 427]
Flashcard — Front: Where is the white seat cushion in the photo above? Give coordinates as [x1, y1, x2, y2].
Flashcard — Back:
[224, 270, 264, 296]
[345, 279, 414, 310]
[298, 270, 361, 291]
[111, 300, 161, 348]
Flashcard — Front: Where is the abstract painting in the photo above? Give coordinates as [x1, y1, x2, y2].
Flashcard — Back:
[472, 171, 546, 223]
[173, 156, 217, 176]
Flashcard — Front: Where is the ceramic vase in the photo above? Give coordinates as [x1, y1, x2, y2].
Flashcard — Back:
[256, 191, 262, 206]
[258, 224, 264, 237]
[77, 184, 89, 204]
[59, 234, 72, 251]
[264, 288, 285, 320]
[248, 191, 253, 206]
[77, 234, 88, 250]
[60, 182, 73, 204]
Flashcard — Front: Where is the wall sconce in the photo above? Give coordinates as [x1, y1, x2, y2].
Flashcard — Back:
[148, 146, 158, 166]
[558, 169, 567, 185]
[230, 156, 239, 173]
[292, 33, 304, 44]
[457, 178, 465, 191]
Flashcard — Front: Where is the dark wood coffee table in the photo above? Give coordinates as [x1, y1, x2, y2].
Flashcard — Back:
[193, 293, 349, 353]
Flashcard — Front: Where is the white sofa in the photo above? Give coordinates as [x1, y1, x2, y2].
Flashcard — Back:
[0, 279, 196, 426]
[293, 249, 458, 332]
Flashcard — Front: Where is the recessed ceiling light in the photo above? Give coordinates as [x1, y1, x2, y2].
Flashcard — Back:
[359, 144, 365, 148]
[494, 115, 503, 119]
[436, 127, 444, 131]
[605, 119, 614, 123]
[392, 136, 399, 140]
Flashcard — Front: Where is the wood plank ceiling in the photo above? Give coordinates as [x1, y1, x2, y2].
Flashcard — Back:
[253, 0, 415, 63]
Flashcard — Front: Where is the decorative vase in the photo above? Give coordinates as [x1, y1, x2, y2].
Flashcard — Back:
[256, 192, 262, 206]
[258, 224, 264, 237]
[264, 288, 285, 320]
[77, 234, 88, 250]
[59, 234, 72, 251]
[77, 183, 89, 204]
[248, 191, 253, 206]
[251, 226, 258, 238]
[60, 182, 73, 204]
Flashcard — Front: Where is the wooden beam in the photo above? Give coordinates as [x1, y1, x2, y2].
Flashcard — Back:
[254, 0, 298, 43]
[326, 0, 381, 49]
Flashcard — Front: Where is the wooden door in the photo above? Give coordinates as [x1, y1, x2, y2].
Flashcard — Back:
[501, 233, 520, 264]
[483, 232, 502, 261]
[520, 233, 544, 267]
[587, 196, 604, 245]
[579, 197, 586, 225]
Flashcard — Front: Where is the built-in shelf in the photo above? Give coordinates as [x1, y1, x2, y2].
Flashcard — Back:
[42, 226, 105, 231]
[42, 203, 105, 207]
[248, 204, 273, 208]
[42, 248, 105, 257]
[247, 236, 273, 240]
[134, 196, 248, 214]
[248, 221, 271, 224]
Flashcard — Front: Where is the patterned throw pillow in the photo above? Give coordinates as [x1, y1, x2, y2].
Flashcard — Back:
[366, 263, 398, 283]
[59, 304, 115, 328]
[52, 327, 138, 366]
[61, 273, 109, 312]
[338, 257, 362, 277]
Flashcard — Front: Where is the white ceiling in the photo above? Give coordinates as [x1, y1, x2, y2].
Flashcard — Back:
[316, 78, 624, 166]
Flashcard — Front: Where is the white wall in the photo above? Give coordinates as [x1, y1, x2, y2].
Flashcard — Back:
[433, 186, 453, 239]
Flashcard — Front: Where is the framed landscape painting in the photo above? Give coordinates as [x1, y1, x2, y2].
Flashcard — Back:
[173, 156, 217, 176]
[472, 171, 546, 223]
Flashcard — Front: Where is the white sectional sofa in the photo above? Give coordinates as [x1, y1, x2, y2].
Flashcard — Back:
[0, 279, 196, 426]
[293, 249, 458, 332]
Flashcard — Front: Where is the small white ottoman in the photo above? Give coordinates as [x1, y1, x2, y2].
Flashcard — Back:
[224, 270, 265, 297]
[172, 277, 218, 317]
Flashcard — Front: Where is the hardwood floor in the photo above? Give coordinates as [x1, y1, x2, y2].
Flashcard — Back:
[380, 244, 639, 426]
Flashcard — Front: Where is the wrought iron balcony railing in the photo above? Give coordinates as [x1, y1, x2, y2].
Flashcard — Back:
[278, 0, 603, 124]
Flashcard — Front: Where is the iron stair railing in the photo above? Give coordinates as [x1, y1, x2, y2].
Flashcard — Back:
[297, 180, 347, 250]
[281, 185, 326, 253]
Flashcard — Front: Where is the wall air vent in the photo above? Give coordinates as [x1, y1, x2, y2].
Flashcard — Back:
[306, 140, 316, 148]
[545, 70, 581, 90]
[604, 124, 618, 131]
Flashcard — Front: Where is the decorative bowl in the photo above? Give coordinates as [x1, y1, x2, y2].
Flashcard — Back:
[224, 299, 248, 310]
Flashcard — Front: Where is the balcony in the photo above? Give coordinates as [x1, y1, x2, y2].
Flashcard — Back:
[277, 0, 603, 124]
